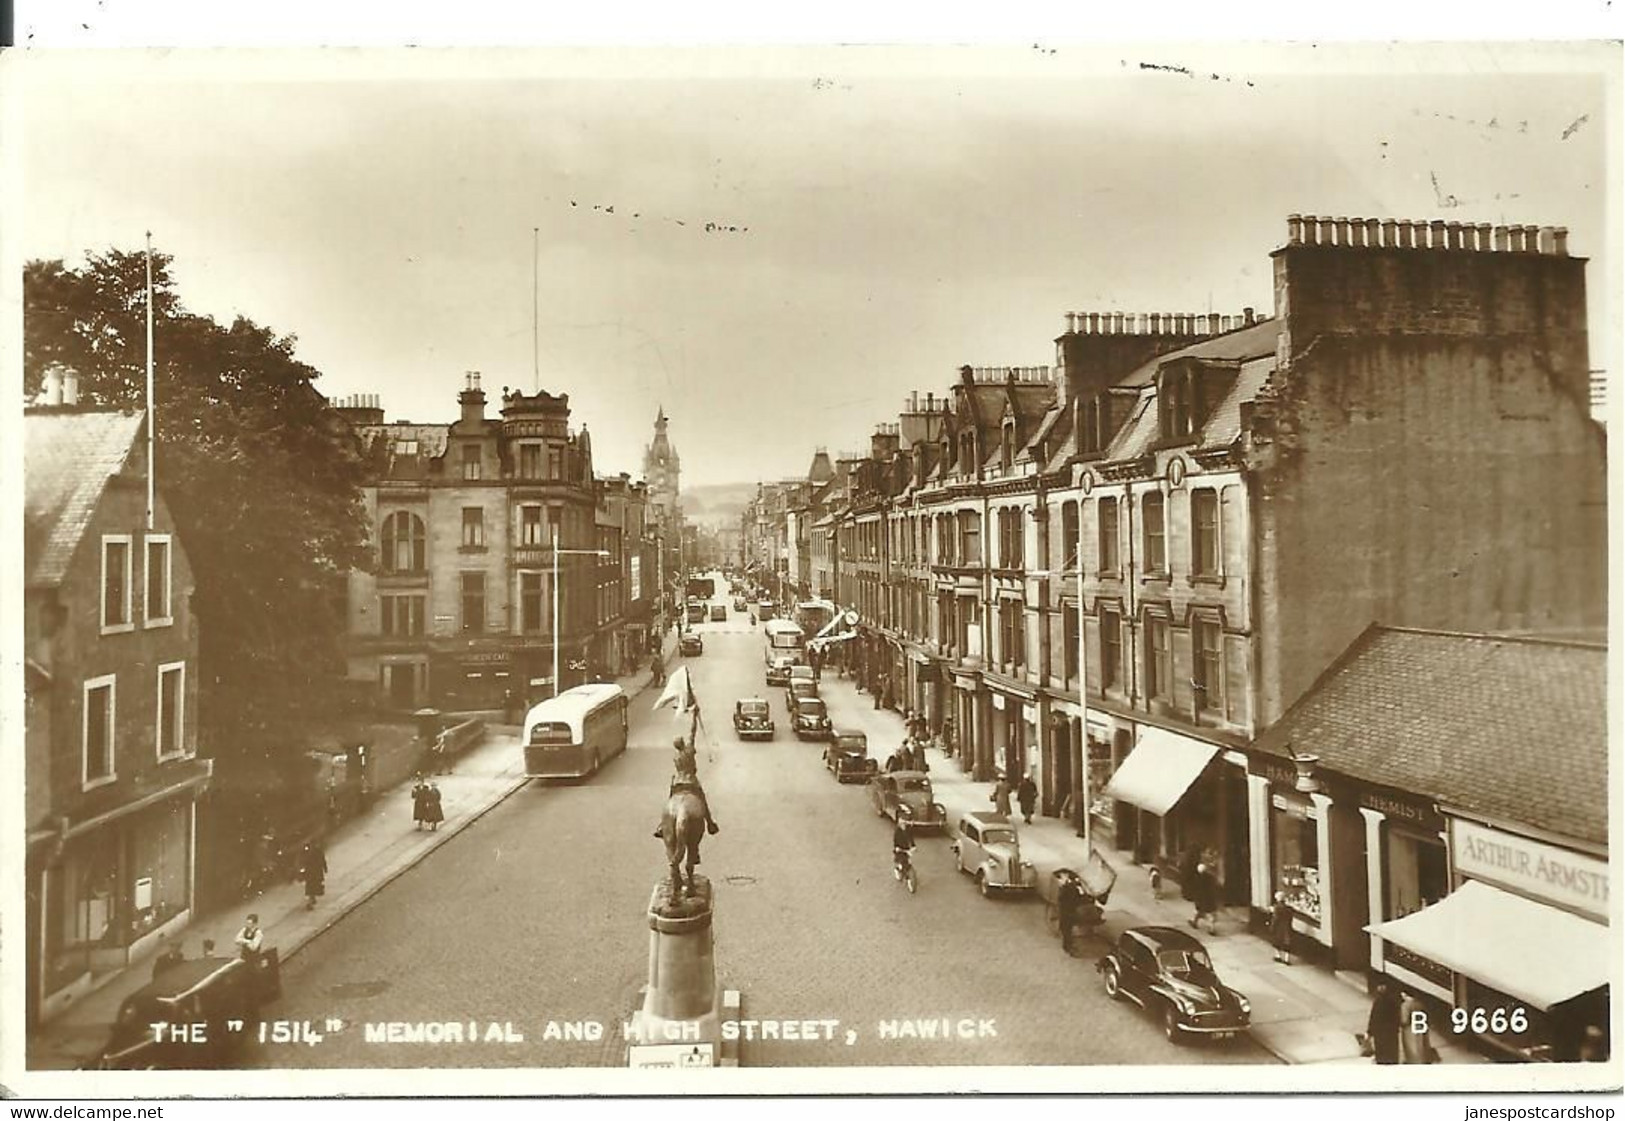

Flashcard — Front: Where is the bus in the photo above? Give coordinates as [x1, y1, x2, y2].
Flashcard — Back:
[685, 575, 716, 601]
[763, 619, 806, 685]
[522, 683, 630, 779]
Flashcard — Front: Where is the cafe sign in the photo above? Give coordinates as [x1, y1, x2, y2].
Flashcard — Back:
[1450, 818, 1609, 921]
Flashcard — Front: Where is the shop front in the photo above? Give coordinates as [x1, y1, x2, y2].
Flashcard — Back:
[435, 650, 516, 712]
[1105, 723, 1249, 903]
[1368, 816, 1611, 1062]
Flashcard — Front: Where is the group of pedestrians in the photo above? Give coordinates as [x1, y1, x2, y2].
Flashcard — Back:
[990, 770, 1039, 824]
[411, 776, 445, 831]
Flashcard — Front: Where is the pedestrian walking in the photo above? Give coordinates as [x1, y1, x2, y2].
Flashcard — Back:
[939, 718, 955, 758]
[411, 776, 429, 830]
[1188, 862, 1220, 935]
[1016, 771, 1038, 824]
[991, 776, 1013, 816]
[423, 781, 445, 832]
[882, 677, 896, 712]
[1365, 981, 1403, 1065]
[234, 913, 264, 963]
[1269, 891, 1295, 963]
[1399, 990, 1440, 1064]
[301, 841, 327, 910]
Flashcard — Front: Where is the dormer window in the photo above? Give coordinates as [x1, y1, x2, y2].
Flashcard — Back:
[1079, 395, 1108, 456]
[1159, 364, 1207, 444]
[959, 431, 977, 475]
[1000, 418, 1016, 470]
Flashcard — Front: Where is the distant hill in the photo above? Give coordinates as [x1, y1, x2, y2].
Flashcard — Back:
[682, 482, 758, 527]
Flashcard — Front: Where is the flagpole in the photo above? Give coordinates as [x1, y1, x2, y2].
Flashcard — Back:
[145, 232, 156, 532]
[532, 227, 540, 394]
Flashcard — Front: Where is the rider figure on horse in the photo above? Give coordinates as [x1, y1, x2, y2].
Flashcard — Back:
[655, 735, 719, 840]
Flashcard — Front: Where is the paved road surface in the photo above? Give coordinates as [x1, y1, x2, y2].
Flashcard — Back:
[243, 585, 1266, 1069]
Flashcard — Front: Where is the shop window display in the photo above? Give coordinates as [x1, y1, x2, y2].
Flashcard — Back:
[1272, 795, 1321, 923]
[1385, 827, 1448, 919]
[1086, 736, 1116, 828]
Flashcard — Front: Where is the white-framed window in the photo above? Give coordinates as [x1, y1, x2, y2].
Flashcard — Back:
[144, 534, 173, 627]
[521, 505, 545, 546]
[83, 673, 117, 788]
[101, 535, 134, 634]
[156, 661, 186, 760]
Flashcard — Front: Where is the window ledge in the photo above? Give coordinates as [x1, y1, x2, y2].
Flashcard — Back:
[100, 622, 136, 637]
[1189, 574, 1226, 588]
[1140, 571, 1171, 584]
[82, 773, 118, 792]
[157, 750, 188, 763]
[143, 617, 175, 630]
[458, 545, 489, 554]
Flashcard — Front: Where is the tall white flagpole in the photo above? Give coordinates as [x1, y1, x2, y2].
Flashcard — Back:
[145, 232, 156, 532]
[532, 227, 540, 394]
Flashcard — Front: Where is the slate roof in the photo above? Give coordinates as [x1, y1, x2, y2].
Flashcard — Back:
[356, 424, 451, 460]
[1117, 317, 1282, 388]
[1252, 625, 1608, 845]
[24, 410, 145, 589]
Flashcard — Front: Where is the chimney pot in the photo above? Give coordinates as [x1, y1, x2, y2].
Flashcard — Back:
[1287, 213, 1304, 244]
[1523, 225, 1541, 252]
[62, 370, 79, 406]
[1243, 307, 1256, 325]
[1365, 218, 1380, 246]
[1429, 220, 1448, 249]
[1066, 312, 1078, 334]
[1538, 225, 1557, 255]
[1334, 217, 1351, 245]
[1303, 215, 1319, 245]
[1113, 312, 1126, 333]
[1380, 218, 1397, 247]
[1554, 227, 1570, 255]
[42, 367, 63, 406]
[1493, 225, 1509, 251]
[1320, 217, 1338, 244]
[1138, 313, 1150, 334]
[1149, 312, 1161, 334]
[1208, 312, 1221, 334]
[1350, 218, 1366, 247]
[1509, 226, 1527, 252]
[1449, 221, 1467, 249]
[1475, 222, 1491, 251]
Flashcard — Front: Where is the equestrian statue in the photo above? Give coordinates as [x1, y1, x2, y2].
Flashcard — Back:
[657, 730, 720, 901]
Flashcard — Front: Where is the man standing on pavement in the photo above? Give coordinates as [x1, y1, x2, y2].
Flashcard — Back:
[1017, 770, 1038, 824]
[235, 914, 264, 962]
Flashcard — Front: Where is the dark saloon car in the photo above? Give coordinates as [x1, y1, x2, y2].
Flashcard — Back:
[791, 695, 832, 740]
[823, 730, 877, 783]
[733, 698, 775, 740]
[90, 954, 275, 1069]
[868, 771, 947, 831]
[679, 633, 704, 656]
[709, 604, 727, 622]
[786, 679, 819, 718]
[1096, 926, 1251, 1044]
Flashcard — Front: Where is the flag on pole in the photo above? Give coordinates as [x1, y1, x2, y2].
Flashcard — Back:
[652, 665, 697, 717]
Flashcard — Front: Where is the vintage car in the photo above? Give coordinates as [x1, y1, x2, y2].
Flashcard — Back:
[1097, 926, 1251, 1044]
[89, 953, 278, 1069]
[709, 604, 727, 622]
[732, 697, 775, 740]
[823, 730, 878, 782]
[733, 596, 747, 612]
[786, 664, 816, 691]
[868, 770, 947, 831]
[679, 633, 704, 656]
[685, 601, 707, 624]
[786, 678, 819, 718]
[951, 811, 1038, 896]
[790, 695, 832, 740]
[757, 600, 777, 622]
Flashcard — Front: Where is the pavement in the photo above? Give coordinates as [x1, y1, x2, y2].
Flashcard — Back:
[28, 633, 680, 1072]
[809, 672, 1487, 1068]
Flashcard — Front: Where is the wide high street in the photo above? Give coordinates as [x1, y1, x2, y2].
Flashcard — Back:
[240, 574, 1263, 1069]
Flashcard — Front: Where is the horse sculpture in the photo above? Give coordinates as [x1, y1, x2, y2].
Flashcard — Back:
[660, 737, 707, 898]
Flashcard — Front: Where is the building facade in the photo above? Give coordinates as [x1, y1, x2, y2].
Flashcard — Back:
[339, 374, 646, 712]
[24, 386, 211, 1026]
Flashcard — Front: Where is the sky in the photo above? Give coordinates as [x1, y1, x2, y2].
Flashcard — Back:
[9, 43, 1619, 488]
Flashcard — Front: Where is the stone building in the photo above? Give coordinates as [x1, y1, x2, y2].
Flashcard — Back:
[24, 376, 210, 1026]
[338, 373, 642, 712]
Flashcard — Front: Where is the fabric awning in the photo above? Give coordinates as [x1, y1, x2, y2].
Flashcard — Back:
[1102, 727, 1218, 816]
[1366, 880, 1611, 1011]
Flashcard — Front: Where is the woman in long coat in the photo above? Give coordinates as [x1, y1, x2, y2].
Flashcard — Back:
[411, 778, 428, 830]
[1016, 773, 1039, 824]
[423, 782, 445, 832]
[301, 842, 327, 910]
[1367, 982, 1403, 1065]
[992, 777, 1014, 816]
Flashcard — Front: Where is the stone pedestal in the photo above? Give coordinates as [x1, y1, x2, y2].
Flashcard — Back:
[627, 875, 722, 1051]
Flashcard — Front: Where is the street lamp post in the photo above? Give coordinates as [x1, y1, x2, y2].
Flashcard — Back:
[553, 535, 612, 698]
[1077, 501, 1092, 852]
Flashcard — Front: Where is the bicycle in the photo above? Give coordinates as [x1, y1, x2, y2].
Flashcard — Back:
[893, 847, 918, 894]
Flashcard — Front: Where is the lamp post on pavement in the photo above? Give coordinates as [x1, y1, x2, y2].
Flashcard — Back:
[553, 536, 612, 698]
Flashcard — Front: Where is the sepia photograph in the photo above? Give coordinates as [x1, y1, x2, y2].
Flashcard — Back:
[1, 17, 1619, 1102]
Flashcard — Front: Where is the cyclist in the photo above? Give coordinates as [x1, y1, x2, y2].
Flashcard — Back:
[892, 819, 916, 880]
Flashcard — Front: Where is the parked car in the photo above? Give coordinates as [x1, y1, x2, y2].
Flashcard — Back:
[790, 695, 832, 740]
[733, 596, 747, 612]
[823, 730, 877, 782]
[89, 952, 277, 1069]
[868, 771, 947, 831]
[679, 633, 704, 656]
[1096, 926, 1251, 1044]
[950, 811, 1037, 897]
[786, 679, 819, 718]
[709, 604, 727, 622]
[732, 697, 775, 740]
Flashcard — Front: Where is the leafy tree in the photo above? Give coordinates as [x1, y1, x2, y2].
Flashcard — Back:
[24, 249, 373, 827]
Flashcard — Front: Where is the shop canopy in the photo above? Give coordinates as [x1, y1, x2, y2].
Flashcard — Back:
[1101, 727, 1218, 817]
[1366, 880, 1612, 1011]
